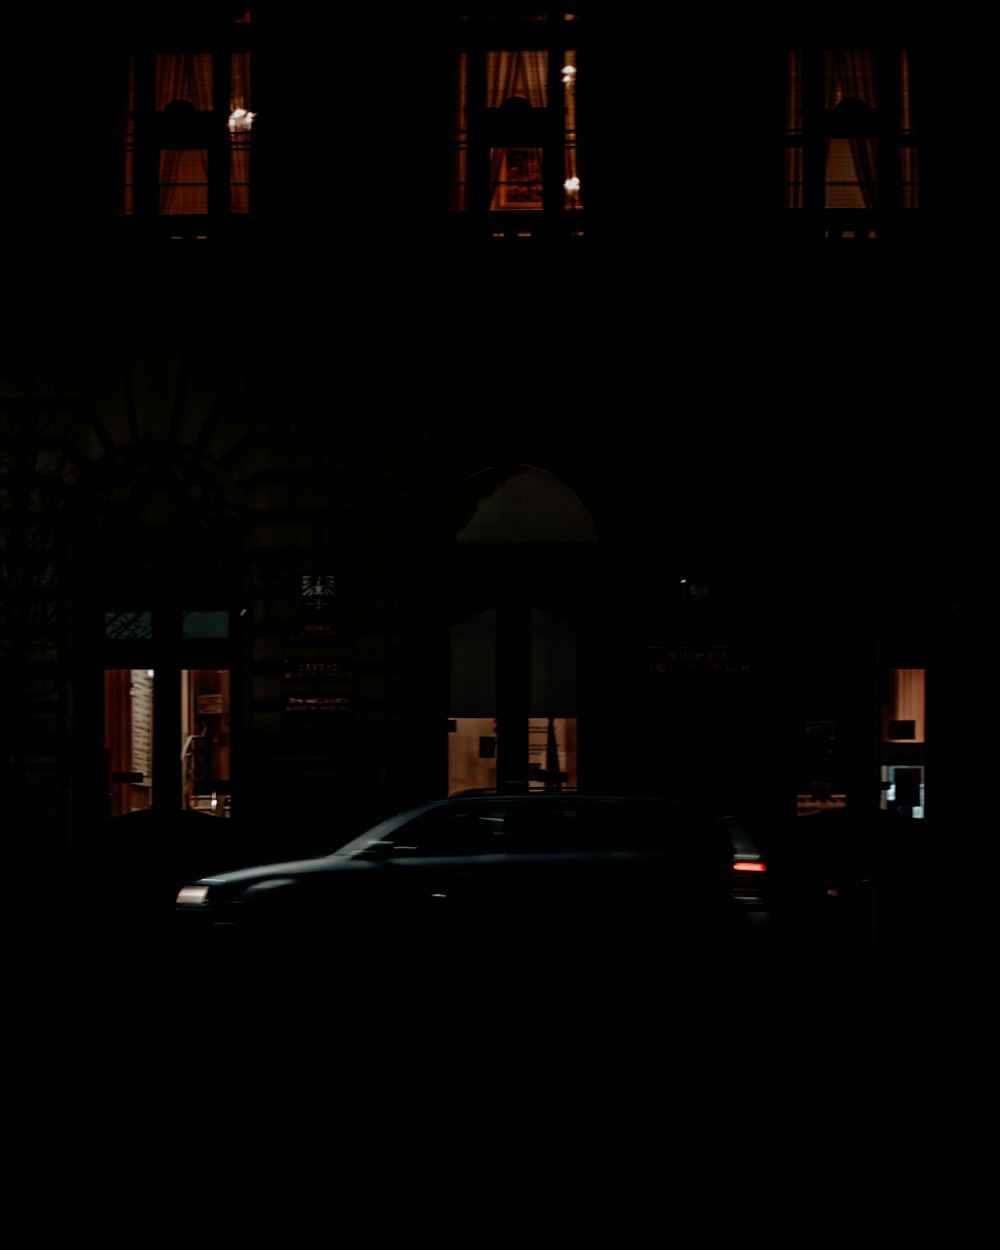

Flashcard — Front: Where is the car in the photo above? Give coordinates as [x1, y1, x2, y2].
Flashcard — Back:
[174, 793, 772, 993]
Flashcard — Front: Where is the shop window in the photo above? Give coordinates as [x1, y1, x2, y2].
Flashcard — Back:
[881, 668, 925, 818]
[100, 603, 237, 819]
[451, 12, 584, 235]
[785, 47, 917, 235]
[448, 608, 578, 796]
[104, 667, 233, 818]
[119, 10, 255, 228]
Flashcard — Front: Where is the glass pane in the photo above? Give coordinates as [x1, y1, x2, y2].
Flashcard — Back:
[825, 138, 876, 209]
[490, 147, 543, 210]
[786, 50, 802, 134]
[901, 147, 919, 209]
[159, 150, 209, 214]
[182, 609, 230, 639]
[530, 609, 576, 715]
[784, 145, 803, 209]
[795, 667, 848, 815]
[450, 611, 497, 715]
[182, 670, 232, 816]
[824, 49, 876, 109]
[486, 50, 548, 108]
[448, 718, 498, 796]
[229, 50, 253, 213]
[881, 669, 925, 818]
[448, 612, 497, 796]
[527, 716, 576, 790]
[156, 54, 213, 110]
[900, 50, 914, 133]
[105, 611, 153, 640]
[105, 669, 155, 816]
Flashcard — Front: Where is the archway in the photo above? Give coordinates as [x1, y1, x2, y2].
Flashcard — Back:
[414, 463, 608, 799]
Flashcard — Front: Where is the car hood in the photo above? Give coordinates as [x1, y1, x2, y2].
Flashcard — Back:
[197, 854, 366, 888]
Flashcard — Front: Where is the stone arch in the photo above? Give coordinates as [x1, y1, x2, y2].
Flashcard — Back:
[431, 463, 598, 544]
[74, 443, 247, 578]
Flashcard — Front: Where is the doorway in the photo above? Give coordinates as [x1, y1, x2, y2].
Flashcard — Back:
[103, 667, 233, 818]
[448, 605, 578, 795]
[97, 604, 238, 821]
[416, 462, 607, 801]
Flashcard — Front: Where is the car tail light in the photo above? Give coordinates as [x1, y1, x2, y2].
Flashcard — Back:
[731, 858, 766, 900]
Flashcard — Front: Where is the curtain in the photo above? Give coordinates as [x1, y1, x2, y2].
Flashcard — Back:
[486, 51, 547, 211]
[824, 50, 877, 209]
[486, 49, 547, 108]
[229, 51, 252, 213]
[156, 53, 213, 110]
[156, 55, 212, 214]
[159, 150, 210, 215]
[889, 669, 926, 743]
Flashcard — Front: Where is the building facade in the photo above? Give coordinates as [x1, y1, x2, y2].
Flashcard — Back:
[1, 3, 993, 967]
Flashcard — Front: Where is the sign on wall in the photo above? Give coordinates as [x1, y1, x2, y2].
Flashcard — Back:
[646, 645, 755, 682]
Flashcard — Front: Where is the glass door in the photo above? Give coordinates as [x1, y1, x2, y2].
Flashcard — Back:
[447, 606, 578, 796]
[100, 602, 236, 820]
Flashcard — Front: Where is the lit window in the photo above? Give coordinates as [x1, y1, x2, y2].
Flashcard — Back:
[785, 47, 917, 232]
[118, 12, 255, 225]
[451, 13, 584, 233]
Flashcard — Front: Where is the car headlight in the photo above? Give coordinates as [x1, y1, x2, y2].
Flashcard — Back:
[176, 885, 211, 906]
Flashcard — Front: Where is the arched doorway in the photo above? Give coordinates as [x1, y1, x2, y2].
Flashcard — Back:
[73, 447, 246, 864]
[408, 463, 611, 800]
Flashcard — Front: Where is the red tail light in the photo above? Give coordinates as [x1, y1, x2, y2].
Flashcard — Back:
[732, 858, 766, 901]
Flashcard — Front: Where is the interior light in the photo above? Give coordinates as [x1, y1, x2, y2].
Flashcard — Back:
[564, 176, 581, 194]
[228, 108, 256, 131]
[561, 65, 577, 86]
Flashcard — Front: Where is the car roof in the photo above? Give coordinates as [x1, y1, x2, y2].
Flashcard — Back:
[427, 792, 708, 806]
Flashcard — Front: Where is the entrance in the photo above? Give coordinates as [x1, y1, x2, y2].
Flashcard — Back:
[103, 667, 233, 818]
[415, 463, 609, 801]
[96, 604, 238, 820]
[448, 605, 578, 795]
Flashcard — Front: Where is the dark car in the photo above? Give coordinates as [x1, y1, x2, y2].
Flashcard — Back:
[175, 794, 771, 992]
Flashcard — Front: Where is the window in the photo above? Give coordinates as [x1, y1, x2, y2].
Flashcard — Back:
[785, 47, 917, 236]
[451, 11, 584, 236]
[100, 605, 237, 819]
[118, 9, 255, 230]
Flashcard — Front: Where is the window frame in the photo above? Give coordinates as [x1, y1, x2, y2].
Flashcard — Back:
[784, 43, 918, 238]
[450, 10, 586, 238]
[117, 12, 256, 236]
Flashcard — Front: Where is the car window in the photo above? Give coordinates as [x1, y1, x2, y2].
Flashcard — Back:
[497, 803, 591, 854]
[590, 802, 722, 855]
[334, 799, 730, 860]
[340, 805, 509, 859]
